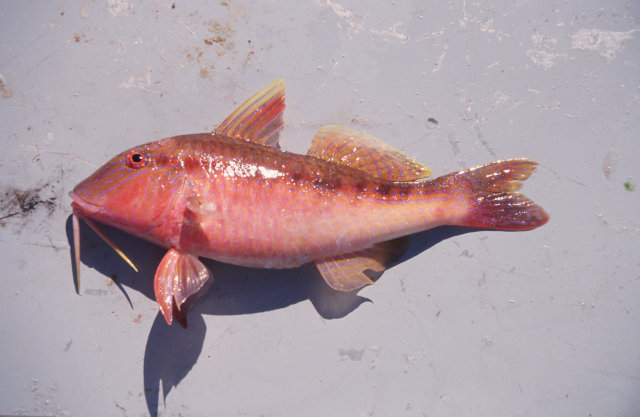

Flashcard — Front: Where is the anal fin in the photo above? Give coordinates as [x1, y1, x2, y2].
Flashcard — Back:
[315, 237, 409, 292]
[154, 248, 214, 328]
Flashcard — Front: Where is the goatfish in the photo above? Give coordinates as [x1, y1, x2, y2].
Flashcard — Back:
[70, 79, 549, 327]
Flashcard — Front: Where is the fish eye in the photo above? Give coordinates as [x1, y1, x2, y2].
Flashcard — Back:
[125, 150, 149, 169]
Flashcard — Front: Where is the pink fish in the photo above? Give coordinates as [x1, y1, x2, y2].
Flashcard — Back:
[70, 79, 549, 327]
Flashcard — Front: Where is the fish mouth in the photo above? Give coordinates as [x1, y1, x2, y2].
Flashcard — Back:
[69, 191, 139, 296]
[68, 191, 102, 215]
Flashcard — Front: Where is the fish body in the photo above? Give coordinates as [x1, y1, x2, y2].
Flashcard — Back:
[70, 79, 549, 327]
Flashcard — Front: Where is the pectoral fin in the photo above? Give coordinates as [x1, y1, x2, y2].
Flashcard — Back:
[154, 248, 214, 328]
[214, 78, 286, 148]
[308, 125, 431, 181]
[315, 237, 409, 292]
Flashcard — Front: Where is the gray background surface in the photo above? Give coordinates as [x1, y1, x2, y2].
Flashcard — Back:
[1, 1, 639, 416]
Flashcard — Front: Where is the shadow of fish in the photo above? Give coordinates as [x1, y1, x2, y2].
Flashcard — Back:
[69, 79, 549, 327]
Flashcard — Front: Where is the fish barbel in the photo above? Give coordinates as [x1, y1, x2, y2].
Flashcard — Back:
[70, 79, 549, 327]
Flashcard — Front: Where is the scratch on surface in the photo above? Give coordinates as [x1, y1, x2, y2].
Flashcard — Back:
[325, 0, 364, 35]
[503, 100, 524, 113]
[447, 134, 465, 168]
[206, 321, 237, 352]
[321, 1, 438, 44]
[474, 123, 497, 159]
[88, 328, 106, 377]
[432, 44, 448, 72]
[571, 28, 639, 63]
[479, 18, 510, 42]
[547, 167, 586, 187]
[370, 22, 409, 42]
[28, 49, 60, 77]
[415, 31, 444, 41]
[526, 32, 565, 70]
[118, 67, 163, 94]
[459, 0, 469, 28]
[113, 400, 128, 417]
[18, 144, 100, 168]
[0, 239, 67, 251]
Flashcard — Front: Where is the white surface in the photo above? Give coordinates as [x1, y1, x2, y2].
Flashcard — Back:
[1, 1, 639, 416]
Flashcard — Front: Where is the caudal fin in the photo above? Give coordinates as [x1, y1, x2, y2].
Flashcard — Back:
[459, 159, 549, 231]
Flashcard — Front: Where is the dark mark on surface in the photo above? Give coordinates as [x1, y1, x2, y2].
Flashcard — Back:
[427, 117, 438, 125]
[0, 184, 57, 225]
[72, 32, 91, 43]
[204, 36, 226, 46]
[203, 20, 236, 56]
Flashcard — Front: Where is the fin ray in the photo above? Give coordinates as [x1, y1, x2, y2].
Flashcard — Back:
[308, 125, 431, 181]
[214, 78, 286, 147]
[154, 248, 213, 327]
[458, 159, 549, 230]
[316, 237, 409, 292]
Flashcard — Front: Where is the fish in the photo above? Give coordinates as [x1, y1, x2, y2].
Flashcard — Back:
[70, 78, 549, 327]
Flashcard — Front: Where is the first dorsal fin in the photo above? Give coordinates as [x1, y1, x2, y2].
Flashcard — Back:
[214, 78, 286, 148]
[315, 237, 410, 292]
[307, 125, 431, 181]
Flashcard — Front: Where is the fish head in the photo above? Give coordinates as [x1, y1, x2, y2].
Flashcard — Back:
[69, 137, 186, 242]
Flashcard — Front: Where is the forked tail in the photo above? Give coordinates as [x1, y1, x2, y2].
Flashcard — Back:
[458, 159, 549, 231]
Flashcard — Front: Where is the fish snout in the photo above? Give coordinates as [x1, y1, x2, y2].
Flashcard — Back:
[68, 191, 102, 215]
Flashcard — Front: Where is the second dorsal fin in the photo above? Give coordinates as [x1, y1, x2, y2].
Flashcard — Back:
[307, 125, 431, 181]
[214, 78, 286, 148]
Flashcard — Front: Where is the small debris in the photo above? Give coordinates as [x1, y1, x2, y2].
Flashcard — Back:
[339, 348, 364, 361]
[0, 73, 13, 99]
[602, 150, 617, 179]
